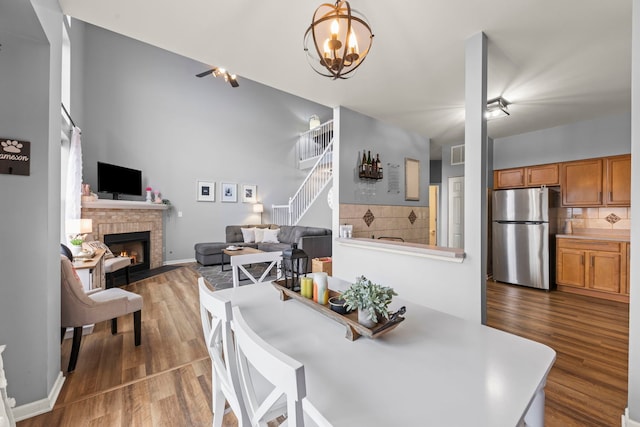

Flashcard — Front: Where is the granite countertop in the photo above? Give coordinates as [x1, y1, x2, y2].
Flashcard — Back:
[556, 231, 630, 242]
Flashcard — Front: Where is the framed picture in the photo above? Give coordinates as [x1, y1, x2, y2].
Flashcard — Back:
[242, 184, 257, 203]
[405, 158, 420, 201]
[197, 180, 215, 202]
[221, 182, 238, 202]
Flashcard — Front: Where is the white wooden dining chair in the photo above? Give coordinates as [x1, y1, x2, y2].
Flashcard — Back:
[198, 278, 249, 427]
[232, 306, 333, 427]
[231, 252, 282, 288]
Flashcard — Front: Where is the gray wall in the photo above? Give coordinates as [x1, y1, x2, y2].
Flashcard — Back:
[0, 0, 63, 406]
[78, 24, 332, 261]
[493, 112, 631, 169]
[338, 107, 430, 206]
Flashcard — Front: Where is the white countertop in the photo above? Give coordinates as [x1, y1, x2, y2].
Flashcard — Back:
[214, 279, 556, 426]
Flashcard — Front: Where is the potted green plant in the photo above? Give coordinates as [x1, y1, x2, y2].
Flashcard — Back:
[340, 276, 397, 328]
[69, 237, 84, 256]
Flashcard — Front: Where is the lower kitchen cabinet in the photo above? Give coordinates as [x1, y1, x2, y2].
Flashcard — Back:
[556, 238, 628, 302]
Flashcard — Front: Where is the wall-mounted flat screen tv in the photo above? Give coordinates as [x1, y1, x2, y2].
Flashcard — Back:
[97, 161, 142, 199]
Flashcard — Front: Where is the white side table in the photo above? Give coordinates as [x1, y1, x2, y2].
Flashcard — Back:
[73, 248, 106, 290]
[0, 345, 16, 427]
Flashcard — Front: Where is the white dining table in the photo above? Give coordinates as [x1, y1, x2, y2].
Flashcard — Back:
[212, 277, 556, 427]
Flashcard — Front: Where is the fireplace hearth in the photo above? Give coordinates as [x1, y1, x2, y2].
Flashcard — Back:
[104, 231, 150, 273]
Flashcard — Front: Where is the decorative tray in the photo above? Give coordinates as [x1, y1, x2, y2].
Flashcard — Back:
[272, 280, 405, 341]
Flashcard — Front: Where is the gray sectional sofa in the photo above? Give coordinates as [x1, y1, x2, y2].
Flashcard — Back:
[194, 224, 332, 266]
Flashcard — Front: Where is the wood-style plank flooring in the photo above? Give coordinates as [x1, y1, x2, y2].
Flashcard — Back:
[486, 280, 629, 427]
[17, 269, 629, 426]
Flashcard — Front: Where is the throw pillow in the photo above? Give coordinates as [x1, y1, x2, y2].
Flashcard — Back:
[240, 227, 255, 243]
[254, 228, 266, 243]
[262, 228, 280, 243]
[85, 240, 115, 259]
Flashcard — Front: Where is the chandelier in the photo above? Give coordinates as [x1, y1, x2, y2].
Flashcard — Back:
[303, 1, 374, 80]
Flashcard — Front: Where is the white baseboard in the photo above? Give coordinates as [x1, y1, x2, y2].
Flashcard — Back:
[164, 258, 195, 266]
[623, 408, 640, 427]
[13, 371, 64, 421]
[62, 324, 95, 340]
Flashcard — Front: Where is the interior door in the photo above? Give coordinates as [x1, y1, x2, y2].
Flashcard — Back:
[448, 176, 464, 249]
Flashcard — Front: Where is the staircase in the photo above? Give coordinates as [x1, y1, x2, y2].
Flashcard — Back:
[272, 120, 333, 226]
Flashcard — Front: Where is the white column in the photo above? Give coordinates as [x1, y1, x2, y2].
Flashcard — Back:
[464, 32, 489, 323]
[627, 0, 640, 424]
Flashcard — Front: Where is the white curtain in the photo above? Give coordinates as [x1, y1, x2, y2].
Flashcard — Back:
[65, 126, 83, 222]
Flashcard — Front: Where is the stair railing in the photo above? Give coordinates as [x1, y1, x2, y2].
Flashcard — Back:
[273, 139, 333, 225]
[297, 120, 333, 165]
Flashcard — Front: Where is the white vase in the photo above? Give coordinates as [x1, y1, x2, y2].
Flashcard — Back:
[71, 244, 82, 256]
[146, 190, 152, 203]
[357, 308, 377, 328]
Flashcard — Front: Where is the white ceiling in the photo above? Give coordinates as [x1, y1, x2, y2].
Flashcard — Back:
[58, 0, 632, 159]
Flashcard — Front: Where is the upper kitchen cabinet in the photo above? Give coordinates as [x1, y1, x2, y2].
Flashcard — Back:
[561, 158, 603, 206]
[494, 163, 559, 189]
[561, 155, 630, 207]
[605, 154, 631, 206]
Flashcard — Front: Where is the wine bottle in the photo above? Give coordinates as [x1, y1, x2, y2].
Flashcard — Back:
[367, 150, 372, 175]
[361, 150, 367, 174]
[376, 154, 382, 178]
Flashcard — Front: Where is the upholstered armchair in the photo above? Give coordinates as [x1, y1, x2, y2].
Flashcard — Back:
[60, 254, 143, 372]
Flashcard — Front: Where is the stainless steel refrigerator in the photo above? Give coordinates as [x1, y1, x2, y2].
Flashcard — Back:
[492, 187, 553, 290]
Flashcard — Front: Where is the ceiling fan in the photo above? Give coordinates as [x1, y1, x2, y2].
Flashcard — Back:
[196, 67, 239, 88]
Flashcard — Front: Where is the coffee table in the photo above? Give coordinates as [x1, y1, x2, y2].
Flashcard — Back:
[221, 247, 263, 272]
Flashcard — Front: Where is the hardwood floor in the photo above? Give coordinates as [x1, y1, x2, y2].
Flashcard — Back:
[18, 269, 629, 426]
[486, 280, 629, 427]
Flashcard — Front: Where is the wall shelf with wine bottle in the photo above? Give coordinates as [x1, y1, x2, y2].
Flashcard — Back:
[358, 150, 383, 180]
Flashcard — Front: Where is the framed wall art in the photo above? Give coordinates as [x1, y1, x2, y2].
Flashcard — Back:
[242, 184, 257, 203]
[221, 182, 238, 202]
[197, 180, 215, 202]
[405, 158, 420, 201]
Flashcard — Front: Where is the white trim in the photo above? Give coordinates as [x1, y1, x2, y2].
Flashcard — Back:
[13, 372, 64, 421]
[336, 237, 465, 263]
[623, 408, 640, 427]
[164, 258, 195, 265]
[82, 199, 168, 210]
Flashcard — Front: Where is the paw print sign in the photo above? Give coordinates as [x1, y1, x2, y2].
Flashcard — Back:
[0, 138, 30, 176]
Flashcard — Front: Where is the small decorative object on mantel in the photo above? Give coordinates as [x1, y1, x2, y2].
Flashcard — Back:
[145, 187, 152, 203]
[341, 276, 397, 328]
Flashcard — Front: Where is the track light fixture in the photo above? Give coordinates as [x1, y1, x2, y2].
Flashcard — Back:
[195, 67, 239, 87]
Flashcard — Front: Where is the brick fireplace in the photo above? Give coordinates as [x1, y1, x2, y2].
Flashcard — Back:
[81, 200, 168, 269]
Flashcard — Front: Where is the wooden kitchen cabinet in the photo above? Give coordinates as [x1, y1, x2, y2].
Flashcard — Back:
[561, 154, 630, 207]
[526, 163, 559, 187]
[494, 168, 525, 188]
[556, 238, 628, 302]
[494, 163, 559, 189]
[561, 158, 604, 206]
[625, 243, 631, 296]
[605, 154, 631, 206]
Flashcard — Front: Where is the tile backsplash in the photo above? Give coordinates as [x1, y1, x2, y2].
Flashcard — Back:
[556, 207, 631, 233]
[339, 203, 429, 244]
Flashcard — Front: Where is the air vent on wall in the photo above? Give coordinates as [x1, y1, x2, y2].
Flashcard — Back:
[451, 144, 464, 165]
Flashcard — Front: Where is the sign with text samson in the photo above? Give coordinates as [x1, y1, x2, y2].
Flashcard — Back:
[0, 138, 30, 176]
